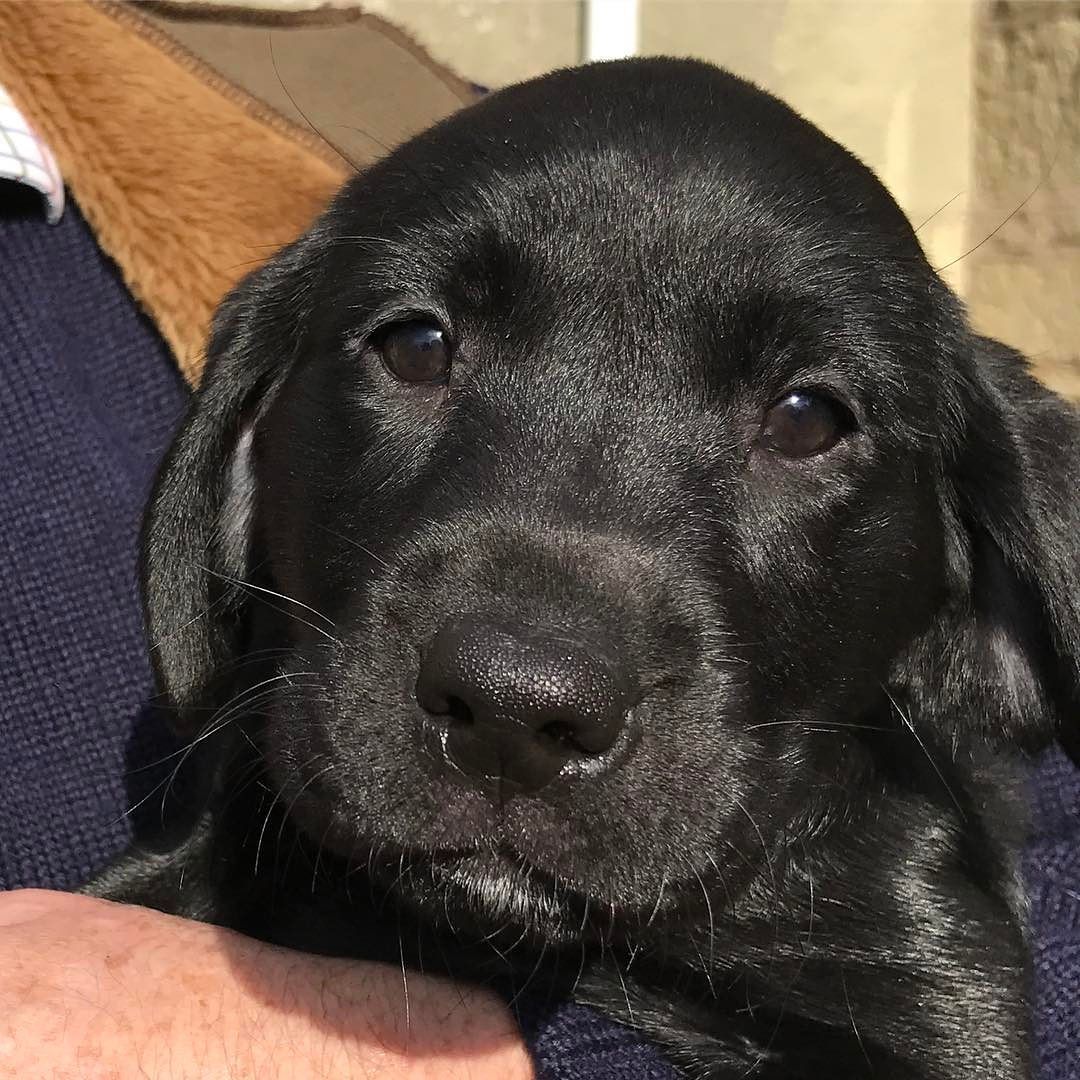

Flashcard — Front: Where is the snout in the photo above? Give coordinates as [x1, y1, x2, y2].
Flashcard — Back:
[415, 615, 640, 796]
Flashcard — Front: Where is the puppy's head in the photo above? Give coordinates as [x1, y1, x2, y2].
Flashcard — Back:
[145, 60, 1079, 944]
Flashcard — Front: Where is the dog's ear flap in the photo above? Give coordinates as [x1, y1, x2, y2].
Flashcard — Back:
[142, 238, 316, 734]
[894, 336, 1080, 760]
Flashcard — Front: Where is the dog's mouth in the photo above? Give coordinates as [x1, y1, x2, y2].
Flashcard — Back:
[355, 840, 594, 948]
[299, 794, 668, 946]
[275, 739, 722, 949]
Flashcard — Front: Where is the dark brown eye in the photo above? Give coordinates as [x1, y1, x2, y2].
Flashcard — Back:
[759, 390, 853, 459]
[379, 321, 451, 384]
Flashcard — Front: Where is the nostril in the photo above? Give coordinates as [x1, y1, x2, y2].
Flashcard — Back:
[416, 686, 474, 728]
[445, 695, 473, 727]
[537, 719, 587, 755]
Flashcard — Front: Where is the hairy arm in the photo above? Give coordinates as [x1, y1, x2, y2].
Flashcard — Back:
[0, 890, 534, 1080]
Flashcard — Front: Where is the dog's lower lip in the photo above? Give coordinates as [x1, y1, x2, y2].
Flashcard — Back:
[426, 845, 491, 865]
[419, 844, 524, 871]
[396, 844, 566, 898]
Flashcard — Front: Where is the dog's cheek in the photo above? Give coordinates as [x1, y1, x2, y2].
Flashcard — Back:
[730, 466, 943, 717]
[252, 358, 447, 622]
[817, 475, 947, 705]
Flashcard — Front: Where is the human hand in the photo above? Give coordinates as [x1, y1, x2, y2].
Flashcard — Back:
[0, 889, 534, 1079]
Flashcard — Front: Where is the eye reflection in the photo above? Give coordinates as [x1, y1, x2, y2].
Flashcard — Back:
[758, 390, 852, 458]
[379, 321, 451, 384]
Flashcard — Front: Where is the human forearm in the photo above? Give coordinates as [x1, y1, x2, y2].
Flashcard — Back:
[0, 890, 534, 1080]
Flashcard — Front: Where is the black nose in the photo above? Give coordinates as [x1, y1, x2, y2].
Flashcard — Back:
[415, 616, 637, 795]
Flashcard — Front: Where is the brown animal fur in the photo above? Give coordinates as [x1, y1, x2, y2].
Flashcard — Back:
[0, 1, 470, 384]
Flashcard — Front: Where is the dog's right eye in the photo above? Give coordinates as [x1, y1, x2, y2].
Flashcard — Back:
[378, 321, 451, 384]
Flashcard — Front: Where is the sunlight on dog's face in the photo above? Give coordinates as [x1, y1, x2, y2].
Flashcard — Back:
[226, 63, 960, 943]
[149, 61, 1077, 953]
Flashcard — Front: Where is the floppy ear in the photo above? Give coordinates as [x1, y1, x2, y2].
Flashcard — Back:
[142, 235, 318, 735]
[893, 336, 1080, 760]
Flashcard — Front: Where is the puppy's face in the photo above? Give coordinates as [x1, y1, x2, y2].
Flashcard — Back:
[149, 61, 1079, 947]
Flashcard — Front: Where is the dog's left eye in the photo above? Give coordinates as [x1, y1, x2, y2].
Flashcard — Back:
[379, 321, 451, 384]
[758, 390, 853, 458]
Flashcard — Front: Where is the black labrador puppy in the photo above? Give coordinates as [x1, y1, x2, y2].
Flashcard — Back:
[86, 59, 1080, 1079]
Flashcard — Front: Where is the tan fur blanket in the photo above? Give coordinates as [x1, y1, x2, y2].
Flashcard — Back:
[0, 0, 473, 383]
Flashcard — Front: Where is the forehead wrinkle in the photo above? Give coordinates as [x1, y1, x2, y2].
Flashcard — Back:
[331, 155, 940, 439]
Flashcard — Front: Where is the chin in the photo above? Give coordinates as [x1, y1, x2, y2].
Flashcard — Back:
[417, 849, 588, 947]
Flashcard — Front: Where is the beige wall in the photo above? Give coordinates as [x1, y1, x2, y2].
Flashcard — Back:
[640, 1, 978, 297]
[967, 1, 1080, 398]
[363, 0, 582, 85]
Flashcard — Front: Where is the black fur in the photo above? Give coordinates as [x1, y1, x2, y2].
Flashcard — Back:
[85, 59, 1080, 1079]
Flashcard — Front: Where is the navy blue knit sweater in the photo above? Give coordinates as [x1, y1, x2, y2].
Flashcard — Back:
[0, 182, 1076, 1078]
